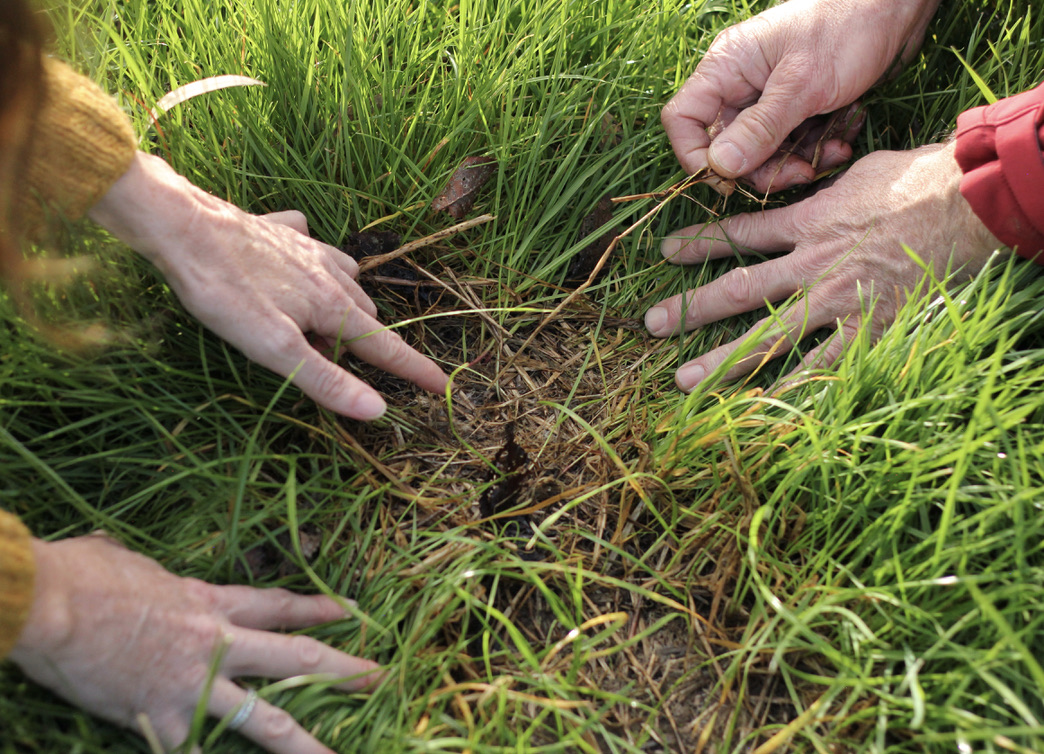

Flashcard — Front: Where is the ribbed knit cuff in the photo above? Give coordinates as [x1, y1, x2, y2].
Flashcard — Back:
[0, 512, 35, 660]
[18, 57, 137, 243]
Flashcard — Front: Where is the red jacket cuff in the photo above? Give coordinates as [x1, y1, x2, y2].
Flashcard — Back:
[955, 82, 1044, 263]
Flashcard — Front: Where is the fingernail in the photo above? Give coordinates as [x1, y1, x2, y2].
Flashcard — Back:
[645, 306, 668, 336]
[708, 140, 746, 176]
[660, 236, 684, 261]
[352, 391, 387, 420]
[676, 362, 706, 392]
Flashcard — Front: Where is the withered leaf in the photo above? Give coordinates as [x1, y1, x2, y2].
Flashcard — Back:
[598, 112, 622, 150]
[565, 193, 618, 286]
[431, 155, 497, 220]
[479, 424, 531, 519]
[239, 524, 323, 581]
[478, 425, 542, 560]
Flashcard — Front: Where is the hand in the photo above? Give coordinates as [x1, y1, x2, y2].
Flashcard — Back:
[88, 151, 449, 421]
[10, 533, 379, 754]
[662, 0, 941, 192]
[644, 140, 1004, 391]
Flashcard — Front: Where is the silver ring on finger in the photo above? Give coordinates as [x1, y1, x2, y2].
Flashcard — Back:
[227, 688, 259, 732]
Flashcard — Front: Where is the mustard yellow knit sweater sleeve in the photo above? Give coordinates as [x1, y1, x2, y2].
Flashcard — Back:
[19, 57, 137, 242]
[0, 512, 34, 660]
[2, 60, 136, 657]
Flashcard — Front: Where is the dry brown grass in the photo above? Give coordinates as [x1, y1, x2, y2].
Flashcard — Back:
[303, 250, 805, 751]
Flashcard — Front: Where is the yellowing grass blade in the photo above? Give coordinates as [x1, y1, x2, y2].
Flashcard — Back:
[147, 74, 266, 122]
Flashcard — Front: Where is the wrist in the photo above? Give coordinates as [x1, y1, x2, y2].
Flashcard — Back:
[934, 140, 1003, 258]
[10, 539, 73, 658]
[0, 514, 36, 659]
[87, 151, 209, 271]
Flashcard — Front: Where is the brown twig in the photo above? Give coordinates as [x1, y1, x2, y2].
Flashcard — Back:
[358, 213, 495, 273]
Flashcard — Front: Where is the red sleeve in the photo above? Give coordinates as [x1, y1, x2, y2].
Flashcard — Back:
[955, 82, 1044, 263]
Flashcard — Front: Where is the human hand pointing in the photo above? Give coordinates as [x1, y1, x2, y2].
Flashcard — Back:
[89, 152, 449, 421]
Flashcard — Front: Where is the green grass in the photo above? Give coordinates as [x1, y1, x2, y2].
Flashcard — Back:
[3, 0, 1044, 751]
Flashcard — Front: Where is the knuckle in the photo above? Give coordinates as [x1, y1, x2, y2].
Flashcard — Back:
[308, 361, 350, 402]
[740, 105, 786, 147]
[710, 25, 740, 52]
[183, 613, 227, 648]
[313, 279, 352, 317]
[172, 660, 210, 693]
[339, 252, 360, 278]
[266, 326, 303, 361]
[660, 100, 675, 128]
[720, 266, 756, 308]
[330, 297, 362, 332]
[181, 577, 216, 607]
[720, 214, 751, 248]
[291, 635, 324, 670]
[285, 210, 308, 232]
[266, 589, 297, 624]
[378, 332, 417, 373]
[260, 706, 298, 741]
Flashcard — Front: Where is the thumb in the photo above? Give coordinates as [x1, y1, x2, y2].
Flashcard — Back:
[708, 75, 817, 178]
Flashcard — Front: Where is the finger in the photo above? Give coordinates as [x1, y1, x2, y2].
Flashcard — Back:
[661, 80, 717, 175]
[707, 65, 822, 178]
[249, 312, 445, 418]
[777, 315, 869, 395]
[208, 680, 335, 754]
[776, 138, 852, 173]
[328, 245, 360, 279]
[789, 104, 865, 158]
[662, 61, 763, 175]
[646, 260, 801, 339]
[258, 211, 367, 303]
[826, 102, 866, 144]
[259, 211, 364, 287]
[307, 332, 347, 362]
[202, 585, 354, 631]
[314, 259, 377, 319]
[743, 142, 850, 194]
[674, 297, 833, 392]
[224, 628, 383, 692]
[659, 206, 798, 265]
[779, 321, 853, 388]
[745, 152, 817, 194]
[808, 140, 854, 172]
[261, 210, 310, 237]
[317, 307, 449, 395]
[255, 330, 392, 419]
[340, 272, 378, 319]
[741, 107, 863, 193]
